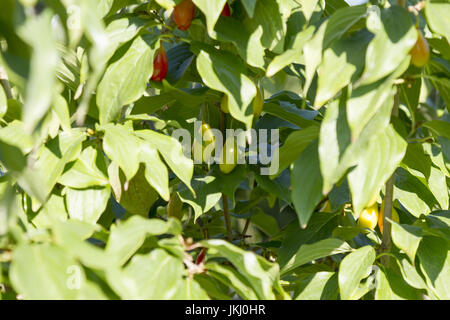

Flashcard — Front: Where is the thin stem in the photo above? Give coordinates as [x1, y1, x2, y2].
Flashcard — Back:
[380, 92, 400, 267]
[0, 67, 13, 99]
[241, 218, 250, 241]
[220, 110, 232, 241]
[222, 194, 232, 241]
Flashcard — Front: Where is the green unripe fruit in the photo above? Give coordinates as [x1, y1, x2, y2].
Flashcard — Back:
[253, 86, 264, 119]
[219, 138, 238, 174]
[167, 192, 184, 220]
[192, 123, 215, 163]
[220, 94, 229, 113]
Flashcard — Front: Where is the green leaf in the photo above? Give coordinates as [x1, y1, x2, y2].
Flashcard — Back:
[319, 87, 396, 195]
[106, 216, 182, 265]
[10, 243, 105, 299]
[253, 172, 291, 204]
[338, 245, 376, 300]
[281, 238, 352, 276]
[315, 30, 371, 107]
[205, 262, 258, 300]
[348, 125, 407, 215]
[417, 236, 450, 299]
[136, 129, 194, 194]
[192, 0, 227, 36]
[139, 142, 170, 201]
[51, 219, 115, 270]
[19, 130, 85, 204]
[425, 0, 450, 43]
[291, 140, 323, 228]
[65, 186, 111, 225]
[213, 16, 266, 69]
[243, 0, 285, 53]
[178, 176, 222, 221]
[391, 222, 423, 263]
[347, 60, 409, 140]
[360, 6, 416, 85]
[165, 43, 195, 85]
[322, 5, 368, 48]
[266, 26, 315, 77]
[263, 102, 319, 129]
[58, 146, 109, 189]
[318, 98, 351, 194]
[295, 272, 339, 300]
[195, 43, 256, 128]
[202, 239, 281, 300]
[422, 120, 450, 140]
[241, 0, 257, 18]
[17, 10, 59, 132]
[375, 267, 422, 300]
[303, 4, 368, 93]
[32, 193, 68, 229]
[97, 34, 159, 124]
[427, 166, 449, 210]
[396, 256, 428, 290]
[216, 165, 247, 206]
[173, 277, 210, 300]
[107, 249, 186, 299]
[155, 0, 178, 10]
[102, 123, 140, 182]
[297, 0, 320, 22]
[278, 212, 339, 268]
[0, 120, 34, 154]
[116, 165, 159, 217]
[394, 167, 439, 217]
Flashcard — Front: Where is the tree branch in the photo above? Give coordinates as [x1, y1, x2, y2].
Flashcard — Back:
[381, 93, 400, 267]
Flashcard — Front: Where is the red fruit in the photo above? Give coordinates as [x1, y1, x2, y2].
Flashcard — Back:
[151, 45, 168, 82]
[221, 2, 231, 17]
[195, 248, 208, 265]
[173, 0, 196, 31]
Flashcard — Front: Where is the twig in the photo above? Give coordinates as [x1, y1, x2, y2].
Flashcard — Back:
[241, 218, 251, 241]
[220, 110, 233, 241]
[222, 194, 233, 241]
[380, 93, 400, 267]
[0, 67, 13, 99]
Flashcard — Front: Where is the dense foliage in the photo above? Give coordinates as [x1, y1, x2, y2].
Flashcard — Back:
[0, 0, 449, 300]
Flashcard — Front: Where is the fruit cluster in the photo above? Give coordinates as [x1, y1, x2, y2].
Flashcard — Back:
[151, 1, 232, 82]
[357, 202, 399, 232]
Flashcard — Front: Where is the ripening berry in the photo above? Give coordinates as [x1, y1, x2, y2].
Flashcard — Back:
[221, 2, 231, 17]
[410, 29, 430, 68]
[151, 45, 169, 82]
[357, 204, 378, 230]
[173, 0, 196, 31]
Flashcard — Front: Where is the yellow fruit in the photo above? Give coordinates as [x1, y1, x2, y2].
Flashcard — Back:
[358, 204, 379, 230]
[220, 94, 229, 113]
[192, 123, 215, 163]
[410, 29, 430, 67]
[378, 203, 400, 233]
[219, 138, 238, 174]
[167, 192, 184, 220]
[253, 85, 264, 118]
